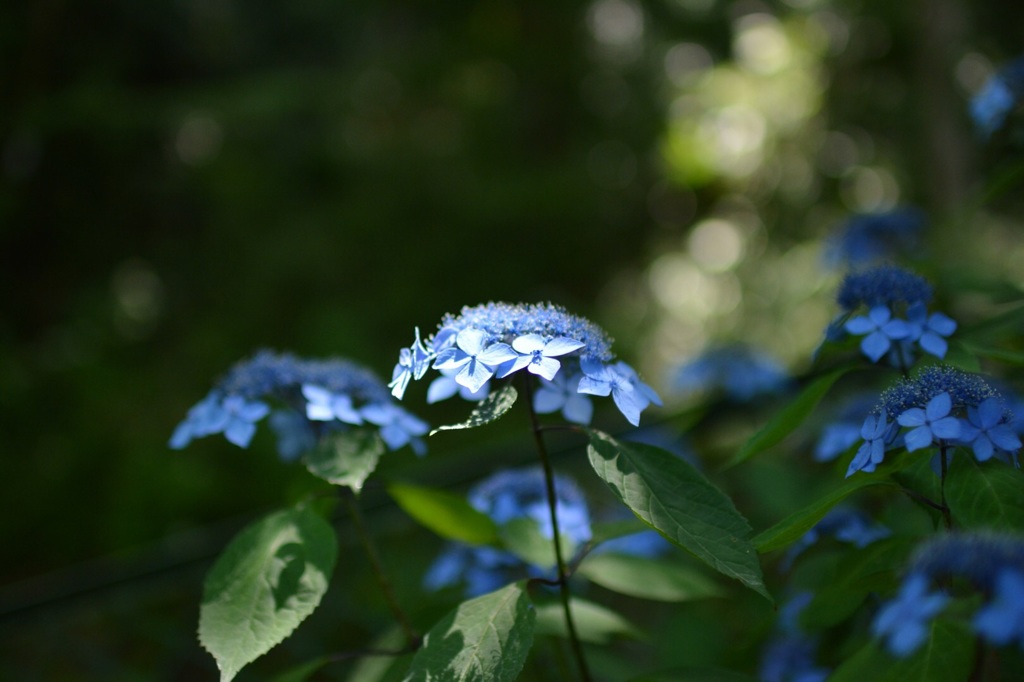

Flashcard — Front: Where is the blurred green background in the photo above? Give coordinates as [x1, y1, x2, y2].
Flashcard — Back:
[2, 0, 1021, 679]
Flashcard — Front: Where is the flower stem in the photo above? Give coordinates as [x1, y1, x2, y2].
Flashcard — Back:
[341, 488, 420, 649]
[522, 375, 592, 682]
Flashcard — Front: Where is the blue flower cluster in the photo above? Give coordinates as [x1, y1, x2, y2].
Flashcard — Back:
[170, 350, 429, 457]
[846, 366, 1021, 477]
[424, 467, 592, 597]
[814, 394, 880, 462]
[874, 533, 1024, 656]
[833, 266, 956, 365]
[759, 592, 830, 682]
[672, 343, 789, 402]
[390, 302, 660, 426]
[971, 55, 1024, 139]
[824, 208, 925, 268]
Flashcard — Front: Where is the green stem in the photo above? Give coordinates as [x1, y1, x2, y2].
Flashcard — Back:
[522, 375, 592, 682]
[342, 488, 420, 649]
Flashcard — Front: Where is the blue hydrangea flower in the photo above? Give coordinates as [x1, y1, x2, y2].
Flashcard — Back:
[672, 343, 789, 402]
[845, 410, 898, 477]
[844, 306, 912, 363]
[533, 371, 593, 425]
[578, 358, 657, 427]
[824, 208, 925, 268]
[392, 302, 657, 425]
[846, 366, 1017, 477]
[170, 351, 428, 457]
[879, 533, 1024, 655]
[302, 384, 363, 424]
[897, 392, 962, 452]
[971, 55, 1024, 139]
[426, 368, 490, 404]
[872, 572, 950, 657]
[958, 397, 1022, 462]
[360, 402, 429, 455]
[903, 302, 956, 360]
[974, 569, 1024, 647]
[831, 266, 956, 366]
[425, 466, 591, 596]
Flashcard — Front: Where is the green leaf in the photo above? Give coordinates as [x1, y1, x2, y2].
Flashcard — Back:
[946, 455, 1024, 531]
[430, 384, 517, 435]
[752, 473, 896, 553]
[586, 429, 770, 601]
[589, 518, 652, 546]
[577, 553, 722, 602]
[801, 537, 912, 629]
[533, 596, 640, 643]
[829, 619, 974, 682]
[403, 582, 535, 682]
[387, 481, 499, 545]
[723, 368, 850, 469]
[304, 428, 385, 493]
[957, 342, 1024, 367]
[199, 505, 338, 682]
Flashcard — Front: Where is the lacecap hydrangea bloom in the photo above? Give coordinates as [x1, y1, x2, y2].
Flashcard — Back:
[823, 208, 925, 269]
[170, 350, 429, 457]
[971, 55, 1024, 139]
[833, 266, 956, 365]
[845, 366, 1021, 477]
[424, 467, 593, 597]
[874, 532, 1024, 656]
[390, 302, 660, 426]
[783, 507, 890, 570]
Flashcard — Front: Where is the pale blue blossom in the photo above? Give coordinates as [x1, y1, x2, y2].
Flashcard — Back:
[897, 392, 961, 452]
[904, 302, 956, 359]
[426, 368, 490, 404]
[499, 334, 585, 380]
[845, 410, 897, 477]
[958, 397, 1022, 462]
[533, 372, 593, 425]
[432, 328, 519, 393]
[971, 56, 1024, 138]
[974, 569, 1024, 647]
[844, 306, 912, 363]
[302, 384, 363, 424]
[872, 573, 949, 657]
[360, 402, 429, 455]
[578, 358, 652, 426]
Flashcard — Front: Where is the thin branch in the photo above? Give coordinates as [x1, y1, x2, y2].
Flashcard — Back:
[341, 488, 421, 649]
[522, 374, 592, 682]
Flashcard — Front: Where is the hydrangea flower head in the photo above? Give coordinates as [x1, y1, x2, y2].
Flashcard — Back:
[391, 302, 657, 425]
[845, 366, 1018, 477]
[824, 208, 925, 268]
[832, 266, 955, 365]
[672, 343, 789, 402]
[170, 351, 428, 456]
[875, 533, 1024, 656]
[971, 55, 1024, 139]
